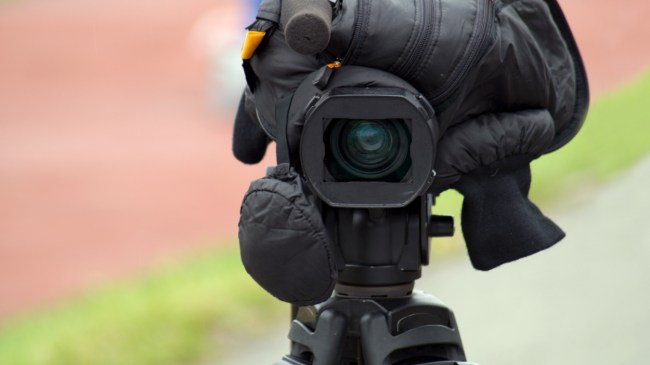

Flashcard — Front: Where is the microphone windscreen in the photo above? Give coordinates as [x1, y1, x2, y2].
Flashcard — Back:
[233, 93, 269, 164]
[281, 0, 332, 55]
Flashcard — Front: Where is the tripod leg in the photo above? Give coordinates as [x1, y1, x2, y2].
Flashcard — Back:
[275, 293, 478, 364]
[280, 309, 347, 365]
[361, 311, 464, 365]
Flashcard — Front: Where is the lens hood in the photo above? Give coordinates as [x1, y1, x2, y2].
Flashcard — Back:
[293, 67, 438, 208]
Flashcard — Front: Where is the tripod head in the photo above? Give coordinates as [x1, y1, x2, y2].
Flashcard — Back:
[278, 195, 466, 365]
[323, 197, 455, 297]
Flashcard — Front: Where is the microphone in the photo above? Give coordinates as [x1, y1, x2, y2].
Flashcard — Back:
[281, 0, 333, 55]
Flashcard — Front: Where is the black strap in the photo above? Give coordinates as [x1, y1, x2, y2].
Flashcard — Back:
[275, 93, 294, 164]
[242, 19, 277, 93]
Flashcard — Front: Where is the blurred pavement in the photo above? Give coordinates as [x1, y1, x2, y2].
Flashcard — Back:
[219, 156, 650, 364]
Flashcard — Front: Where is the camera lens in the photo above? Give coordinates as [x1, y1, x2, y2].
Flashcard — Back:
[326, 119, 411, 181]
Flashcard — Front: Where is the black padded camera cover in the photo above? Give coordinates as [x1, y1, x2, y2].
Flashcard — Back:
[238, 164, 338, 305]
[234, 0, 589, 270]
[241, 0, 588, 154]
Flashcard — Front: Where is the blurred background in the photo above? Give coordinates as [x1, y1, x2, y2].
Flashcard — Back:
[0, 0, 648, 364]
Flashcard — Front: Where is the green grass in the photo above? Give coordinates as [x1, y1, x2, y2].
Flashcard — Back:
[1, 70, 650, 365]
[531, 71, 650, 202]
[0, 247, 284, 365]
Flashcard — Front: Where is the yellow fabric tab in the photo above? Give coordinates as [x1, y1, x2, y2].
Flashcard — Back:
[241, 31, 267, 60]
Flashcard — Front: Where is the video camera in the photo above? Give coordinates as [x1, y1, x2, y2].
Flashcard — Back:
[233, 0, 589, 363]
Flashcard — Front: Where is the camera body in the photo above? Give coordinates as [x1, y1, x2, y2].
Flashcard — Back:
[275, 66, 443, 293]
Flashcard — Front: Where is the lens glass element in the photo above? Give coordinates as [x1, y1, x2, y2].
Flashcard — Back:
[325, 119, 411, 181]
[345, 120, 393, 166]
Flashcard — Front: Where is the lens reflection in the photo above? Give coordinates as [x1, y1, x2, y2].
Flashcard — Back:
[326, 119, 411, 181]
[345, 120, 395, 167]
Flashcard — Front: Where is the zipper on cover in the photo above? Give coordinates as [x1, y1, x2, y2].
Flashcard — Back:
[430, 0, 495, 105]
[342, 0, 370, 64]
[398, 0, 437, 79]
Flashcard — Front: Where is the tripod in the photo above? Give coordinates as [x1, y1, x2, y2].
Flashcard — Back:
[274, 196, 478, 365]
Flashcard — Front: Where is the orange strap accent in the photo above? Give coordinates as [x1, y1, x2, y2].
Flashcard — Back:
[241, 31, 266, 60]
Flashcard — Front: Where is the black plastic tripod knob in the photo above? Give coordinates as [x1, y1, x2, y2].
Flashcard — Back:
[427, 215, 455, 237]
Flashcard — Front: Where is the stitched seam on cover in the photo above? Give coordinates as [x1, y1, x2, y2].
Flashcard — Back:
[413, 0, 443, 80]
[388, 0, 420, 74]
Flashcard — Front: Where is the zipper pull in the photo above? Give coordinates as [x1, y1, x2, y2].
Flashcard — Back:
[313, 59, 342, 90]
